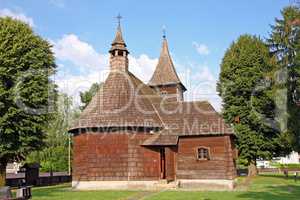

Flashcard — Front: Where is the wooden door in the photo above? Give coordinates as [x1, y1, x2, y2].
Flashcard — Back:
[165, 147, 176, 181]
[160, 148, 166, 179]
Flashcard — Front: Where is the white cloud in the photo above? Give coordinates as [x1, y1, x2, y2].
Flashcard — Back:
[182, 65, 222, 112]
[49, 0, 65, 8]
[56, 69, 108, 107]
[192, 66, 216, 82]
[0, 8, 35, 27]
[192, 42, 210, 55]
[51, 34, 109, 106]
[51, 34, 109, 73]
[129, 54, 157, 82]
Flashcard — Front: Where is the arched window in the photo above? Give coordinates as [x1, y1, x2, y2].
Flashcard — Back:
[197, 147, 210, 160]
[118, 50, 123, 56]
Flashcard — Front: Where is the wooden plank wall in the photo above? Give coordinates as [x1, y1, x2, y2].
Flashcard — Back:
[73, 132, 161, 181]
[176, 135, 236, 180]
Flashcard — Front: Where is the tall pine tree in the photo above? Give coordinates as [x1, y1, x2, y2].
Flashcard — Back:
[268, 6, 300, 151]
[217, 35, 279, 176]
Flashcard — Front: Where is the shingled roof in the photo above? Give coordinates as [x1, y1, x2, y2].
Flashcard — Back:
[153, 101, 233, 136]
[70, 71, 163, 131]
[142, 101, 233, 146]
[142, 134, 178, 146]
[70, 24, 162, 132]
[148, 37, 186, 91]
[70, 25, 233, 140]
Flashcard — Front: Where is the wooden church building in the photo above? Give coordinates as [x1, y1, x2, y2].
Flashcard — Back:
[69, 22, 237, 190]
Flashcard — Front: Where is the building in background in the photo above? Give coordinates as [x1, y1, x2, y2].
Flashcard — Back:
[6, 162, 21, 174]
[257, 151, 300, 168]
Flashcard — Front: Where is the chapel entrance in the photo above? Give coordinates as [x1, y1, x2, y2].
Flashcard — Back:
[160, 148, 166, 179]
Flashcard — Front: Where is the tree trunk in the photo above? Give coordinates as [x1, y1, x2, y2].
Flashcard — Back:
[0, 160, 7, 187]
[248, 161, 258, 177]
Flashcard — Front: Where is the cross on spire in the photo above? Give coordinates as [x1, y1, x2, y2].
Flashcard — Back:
[162, 25, 166, 39]
[116, 13, 122, 27]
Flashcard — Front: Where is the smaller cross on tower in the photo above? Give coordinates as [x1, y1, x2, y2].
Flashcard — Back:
[116, 13, 122, 27]
[162, 25, 166, 39]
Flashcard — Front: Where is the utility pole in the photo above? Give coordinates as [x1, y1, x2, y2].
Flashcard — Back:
[68, 133, 71, 175]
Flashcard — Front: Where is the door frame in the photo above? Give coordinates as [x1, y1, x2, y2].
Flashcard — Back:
[159, 147, 166, 179]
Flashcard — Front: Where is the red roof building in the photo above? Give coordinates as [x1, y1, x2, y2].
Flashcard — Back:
[70, 23, 237, 190]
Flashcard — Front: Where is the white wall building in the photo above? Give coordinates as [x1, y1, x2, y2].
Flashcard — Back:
[6, 162, 21, 174]
[257, 151, 300, 168]
[279, 151, 300, 164]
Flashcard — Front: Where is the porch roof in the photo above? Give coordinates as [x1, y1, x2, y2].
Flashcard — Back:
[142, 134, 178, 146]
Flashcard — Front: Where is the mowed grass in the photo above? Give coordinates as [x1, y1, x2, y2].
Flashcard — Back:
[28, 174, 300, 200]
[30, 185, 136, 200]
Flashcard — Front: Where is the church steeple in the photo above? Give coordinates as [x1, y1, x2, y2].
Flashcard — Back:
[112, 24, 125, 45]
[148, 33, 186, 101]
[109, 15, 129, 72]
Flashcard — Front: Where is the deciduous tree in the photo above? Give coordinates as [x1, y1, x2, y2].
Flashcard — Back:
[26, 93, 80, 173]
[0, 17, 56, 186]
[79, 82, 102, 110]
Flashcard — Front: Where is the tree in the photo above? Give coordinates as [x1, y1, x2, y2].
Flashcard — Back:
[79, 82, 102, 110]
[268, 6, 300, 151]
[0, 17, 56, 186]
[217, 35, 279, 176]
[26, 93, 79, 173]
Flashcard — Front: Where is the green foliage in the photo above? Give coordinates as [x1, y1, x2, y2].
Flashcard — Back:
[26, 93, 80, 172]
[217, 35, 280, 165]
[0, 17, 56, 164]
[268, 6, 300, 151]
[79, 82, 102, 110]
[26, 146, 69, 172]
[236, 157, 249, 169]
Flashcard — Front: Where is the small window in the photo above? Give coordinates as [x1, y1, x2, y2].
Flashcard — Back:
[161, 90, 167, 95]
[118, 50, 123, 56]
[197, 147, 210, 160]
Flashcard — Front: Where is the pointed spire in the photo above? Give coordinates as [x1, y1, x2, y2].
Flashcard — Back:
[148, 34, 186, 91]
[109, 14, 128, 53]
[112, 21, 125, 45]
[161, 37, 171, 59]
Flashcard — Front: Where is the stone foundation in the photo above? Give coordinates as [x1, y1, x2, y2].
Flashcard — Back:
[178, 179, 236, 190]
[72, 179, 236, 190]
[72, 180, 159, 190]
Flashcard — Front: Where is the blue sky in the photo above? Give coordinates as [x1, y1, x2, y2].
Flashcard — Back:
[0, 0, 293, 111]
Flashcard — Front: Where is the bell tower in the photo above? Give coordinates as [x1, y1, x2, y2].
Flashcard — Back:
[148, 32, 186, 101]
[109, 14, 129, 72]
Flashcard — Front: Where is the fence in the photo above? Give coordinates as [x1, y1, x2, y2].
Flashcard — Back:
[258, 168, 300, 173]
[6, 172, 71, 187]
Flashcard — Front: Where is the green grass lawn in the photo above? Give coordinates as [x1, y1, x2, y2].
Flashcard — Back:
[28, 174, 300, 200]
